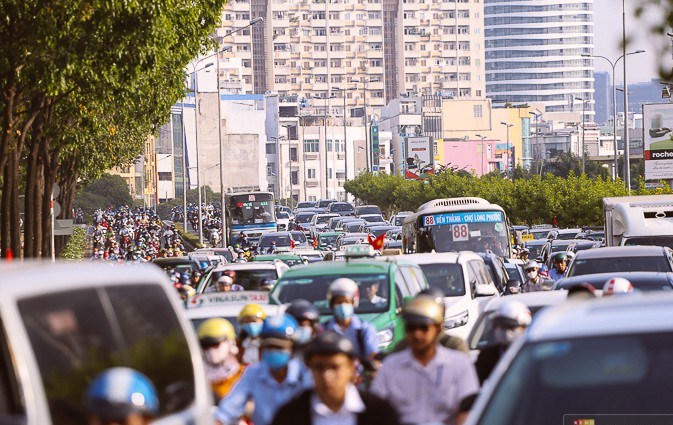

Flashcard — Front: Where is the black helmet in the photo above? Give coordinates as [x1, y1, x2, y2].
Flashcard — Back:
[285, 299, 320, 323]
[304, 331, 356, 360]
[418, 287, 445, 304]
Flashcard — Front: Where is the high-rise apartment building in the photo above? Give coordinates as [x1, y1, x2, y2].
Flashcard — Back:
[594, 71, 609, 124]
[484, 0, 594, 117]
[216, 0, 486, 117]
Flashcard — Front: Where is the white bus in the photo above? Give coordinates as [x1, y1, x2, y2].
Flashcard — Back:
[603, 195, 673, 248]
[402, 197, 511, 257]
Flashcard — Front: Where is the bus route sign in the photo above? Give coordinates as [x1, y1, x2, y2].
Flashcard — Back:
[423, 211, 503, 227]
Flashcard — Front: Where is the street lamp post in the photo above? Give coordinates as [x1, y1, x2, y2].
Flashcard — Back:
[500, 122, 513, 175]
[582, 50, 644, 180]
[332, 87, 357, 199]
[475, 134, 487, 175]
[574, 97, 587, 174]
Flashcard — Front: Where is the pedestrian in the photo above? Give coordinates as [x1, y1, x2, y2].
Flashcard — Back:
[271, 332, 400, 425]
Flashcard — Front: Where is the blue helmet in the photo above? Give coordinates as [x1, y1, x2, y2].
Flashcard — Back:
[261, 314, 298, 341]
[86, 367, 159, 421]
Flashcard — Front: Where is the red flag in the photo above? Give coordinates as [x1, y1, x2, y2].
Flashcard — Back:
[368, 233, 385, 250]
[312, 238, 318, 248]
[5, 248, 13, 261]
[290, 239, 295, 249]
[552, 216, 557, 225]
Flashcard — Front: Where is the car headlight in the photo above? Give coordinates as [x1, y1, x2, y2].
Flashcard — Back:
[377, 327, 395, 348]
[444, 310, 469, 329]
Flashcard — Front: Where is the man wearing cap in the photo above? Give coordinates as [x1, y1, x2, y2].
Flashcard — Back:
[272, 332, 400, 425]
[522, 260, 553, 292]
[371, 295, 479, 425]
[216, 314, 312, 425]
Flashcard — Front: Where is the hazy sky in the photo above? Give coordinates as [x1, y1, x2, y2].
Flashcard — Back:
[594, 0, 672, 84]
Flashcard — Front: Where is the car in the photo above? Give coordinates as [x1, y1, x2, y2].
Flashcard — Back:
[289, 230, 310, 248]
[293, 211, 317, 234]
[336, 233, 369, 249]
[195, 261, 290, 293]
[384, 230, 403, 249]
[354, 205, 382, 217]
[185, 291, 283, 334]
[359, 214, 386, 224]
[315, 198, 337, 209]
[343, 220, 367, 233]
[566, 246, 673, 277]
[323, 249, 346, 262]
[565, 240, 600, 253]
[395, 252, 499, 340]
[294, 248, 324, 263]
[503, 260, 525, 291]
[523, 239, 547, 261]
[253, 253, 307, 267]
[389, 211, 414, 226]
[465, 293, 673, 425]
[152, 256, 209, 276]
[276, 210, 291, 231]
[327, 202, 355, 216]
[362, 225, 399, 238]
[466, 291, 568, 359]
[310, 213, 340, 239]
[336, 218, 366, 232]
[476, 251, 510, 294]
[0, 262, 212, 424]
[547, 228, 582, 240]
[553, 271, 673, 293]
[539, 239, 584, 266]
[257, 231, 295, 253]
[316, 231, 344, 251]
[526, 225, 558, 240]
[269, 245, 429, 352]
[193, 247, 235, 263]
[293, 201, 316, 212]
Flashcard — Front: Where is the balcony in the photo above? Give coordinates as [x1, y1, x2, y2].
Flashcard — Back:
[304, 152, 320, 160]
[306, 179, 320, 187]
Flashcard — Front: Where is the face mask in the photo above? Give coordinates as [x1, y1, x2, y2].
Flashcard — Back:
[494, 327, 523, 346]
[333, 303, 354, 320]
[242, 322, 263, 338]
[204, 342, 231, 365]
[294, 326, 313, 344]
[262, 349, 291, 370]
[526, 270, 538, 280]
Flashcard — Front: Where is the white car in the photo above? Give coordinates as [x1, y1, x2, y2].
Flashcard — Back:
[195, 261, 289, 294]
[185, 291, 283, 332]
[466, 293, 673, 425]
[396, 252, 499, 341]
[276, 210, 292, 231]
[0, 262, 212, 425]
[310, 213, 340, 240]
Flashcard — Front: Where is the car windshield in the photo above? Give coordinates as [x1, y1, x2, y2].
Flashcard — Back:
[370, 227, 393, 237]
[624, 236, 673, 250]
[319, 235, 339, 248]
[345, 223, 363, 232]
[318, 200, 335, 208]
[363, 215, 385, 223]
[556, 231, 580, 240]
[358, 207, 381, 215]
[340, 239, 365, 247]
[469, 307, 550, 351]
[205, 268, 278, 291]
[331, 203, 352, 212]
[290, 231, 307, 243]
[531, 230, 550, 240]
[296, 213, 315, 223]
[504, 264, 523, 282]
[393, 216, 407, 226]
[568, 256, 671, 276]
[296, 202, 314, 209]
[418, 263, 465, 297]
[278, 211, 290, 219]
[271, 273, 390, 314]
[475, 333, 673, 424]
[259, 234, 292, 247]
[316, 215, 334, 224]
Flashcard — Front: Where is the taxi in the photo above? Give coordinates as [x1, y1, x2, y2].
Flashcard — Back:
[0, 261, 212, 425]
[253, 253, 306, 267]
[195, 261, 289, 294]
[269, 245, 429, 352]
[316, 231, 345, 251]
[184, 290, 283, 332]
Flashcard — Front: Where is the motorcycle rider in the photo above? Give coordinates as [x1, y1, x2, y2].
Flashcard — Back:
[216, 314, 312, 425]
[522, 260, 553, 292]
[85, 367, 158, 425]
[285, 299, 322, 347]
[548, 252, 569, 282]
[198, 318, 246, 401]
[371, 295, 479, 425]
[475, 300, 532, 384]
[237, 303, 267, 364]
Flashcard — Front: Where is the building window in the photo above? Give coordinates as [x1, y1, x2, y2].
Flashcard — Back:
[326, 139, 333, 152]
[290, 147, 298, 161]
[158, 172, 172, 181]
[266, 143, 277, 154]
[328, 168, 333, 179]
[308, 168, 316, 179]
[304, 139, 320, 152]
[267, 164, 274, 176]
[291, 171, 299, 185]
[473, 104, 483, 118]
[308, 196, 317, 202]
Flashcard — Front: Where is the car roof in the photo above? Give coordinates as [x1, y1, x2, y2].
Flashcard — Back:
[360, 214, 383, 217]
[556, 272, 673, 288]
[554, 228, 582, 233]
[0, 262, 169, 299]
[319, 231, 344, 236]
[483, 291, 567, 312]
[524, 239, 548, 247]
[574, 245, 667, 258]
[152, 257, 197, 265]
[255, 254, 301, 260]
[212, 262, 278, 271]
[527, 292, 673, 341]
[396, 251, 483, 265]
[260, 231, 292, 237]
[279, 259, 393, 278]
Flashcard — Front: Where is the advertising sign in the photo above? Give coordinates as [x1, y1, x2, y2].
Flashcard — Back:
[404, 136, 434, 179]
[643, 103, 673, 180]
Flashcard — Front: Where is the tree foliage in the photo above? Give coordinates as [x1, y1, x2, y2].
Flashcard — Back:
[345, 171, 671, 227]
[74, 173, 134, 222]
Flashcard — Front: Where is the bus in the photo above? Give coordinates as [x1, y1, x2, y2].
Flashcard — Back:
[226, 191, 277, 243]
[402, 197, 511, 257]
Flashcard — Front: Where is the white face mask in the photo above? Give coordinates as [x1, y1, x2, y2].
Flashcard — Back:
[204, 342, 231, 365]
[526, 270, 538, 280]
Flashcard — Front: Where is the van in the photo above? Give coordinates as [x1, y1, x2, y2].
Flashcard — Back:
[0, 262, 212, 425]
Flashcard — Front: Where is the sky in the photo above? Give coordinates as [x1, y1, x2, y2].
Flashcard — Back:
[594, 0, 672, 84]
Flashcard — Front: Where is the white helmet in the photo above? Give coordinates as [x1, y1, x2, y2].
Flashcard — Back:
[602, 277, 633, 296]
[493, 300, 532, 328]
[327, 278, 360, 307]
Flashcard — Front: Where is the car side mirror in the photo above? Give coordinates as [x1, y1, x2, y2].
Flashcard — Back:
[475, 284, 497, 297]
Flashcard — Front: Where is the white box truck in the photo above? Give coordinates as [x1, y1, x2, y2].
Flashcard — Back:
[603, 195, 673, 247]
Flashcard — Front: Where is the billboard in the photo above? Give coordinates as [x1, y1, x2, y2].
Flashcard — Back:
[404, 136, 434, 179]
[644, 103, 673, 180]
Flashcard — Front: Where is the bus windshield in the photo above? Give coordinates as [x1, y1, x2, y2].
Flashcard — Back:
[228, 193, 276, 225]
[415, 210, 509, 256]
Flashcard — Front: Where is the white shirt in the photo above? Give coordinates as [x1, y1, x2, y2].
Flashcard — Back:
[370, 345, 479, 425]
[311, 384, 365, 425]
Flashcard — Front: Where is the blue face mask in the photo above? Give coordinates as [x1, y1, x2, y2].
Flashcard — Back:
[333, 303, 354, 320]
[242, 322, 263, 338]
[262, 349, 291, 370]
[294, 326, 313, 344]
